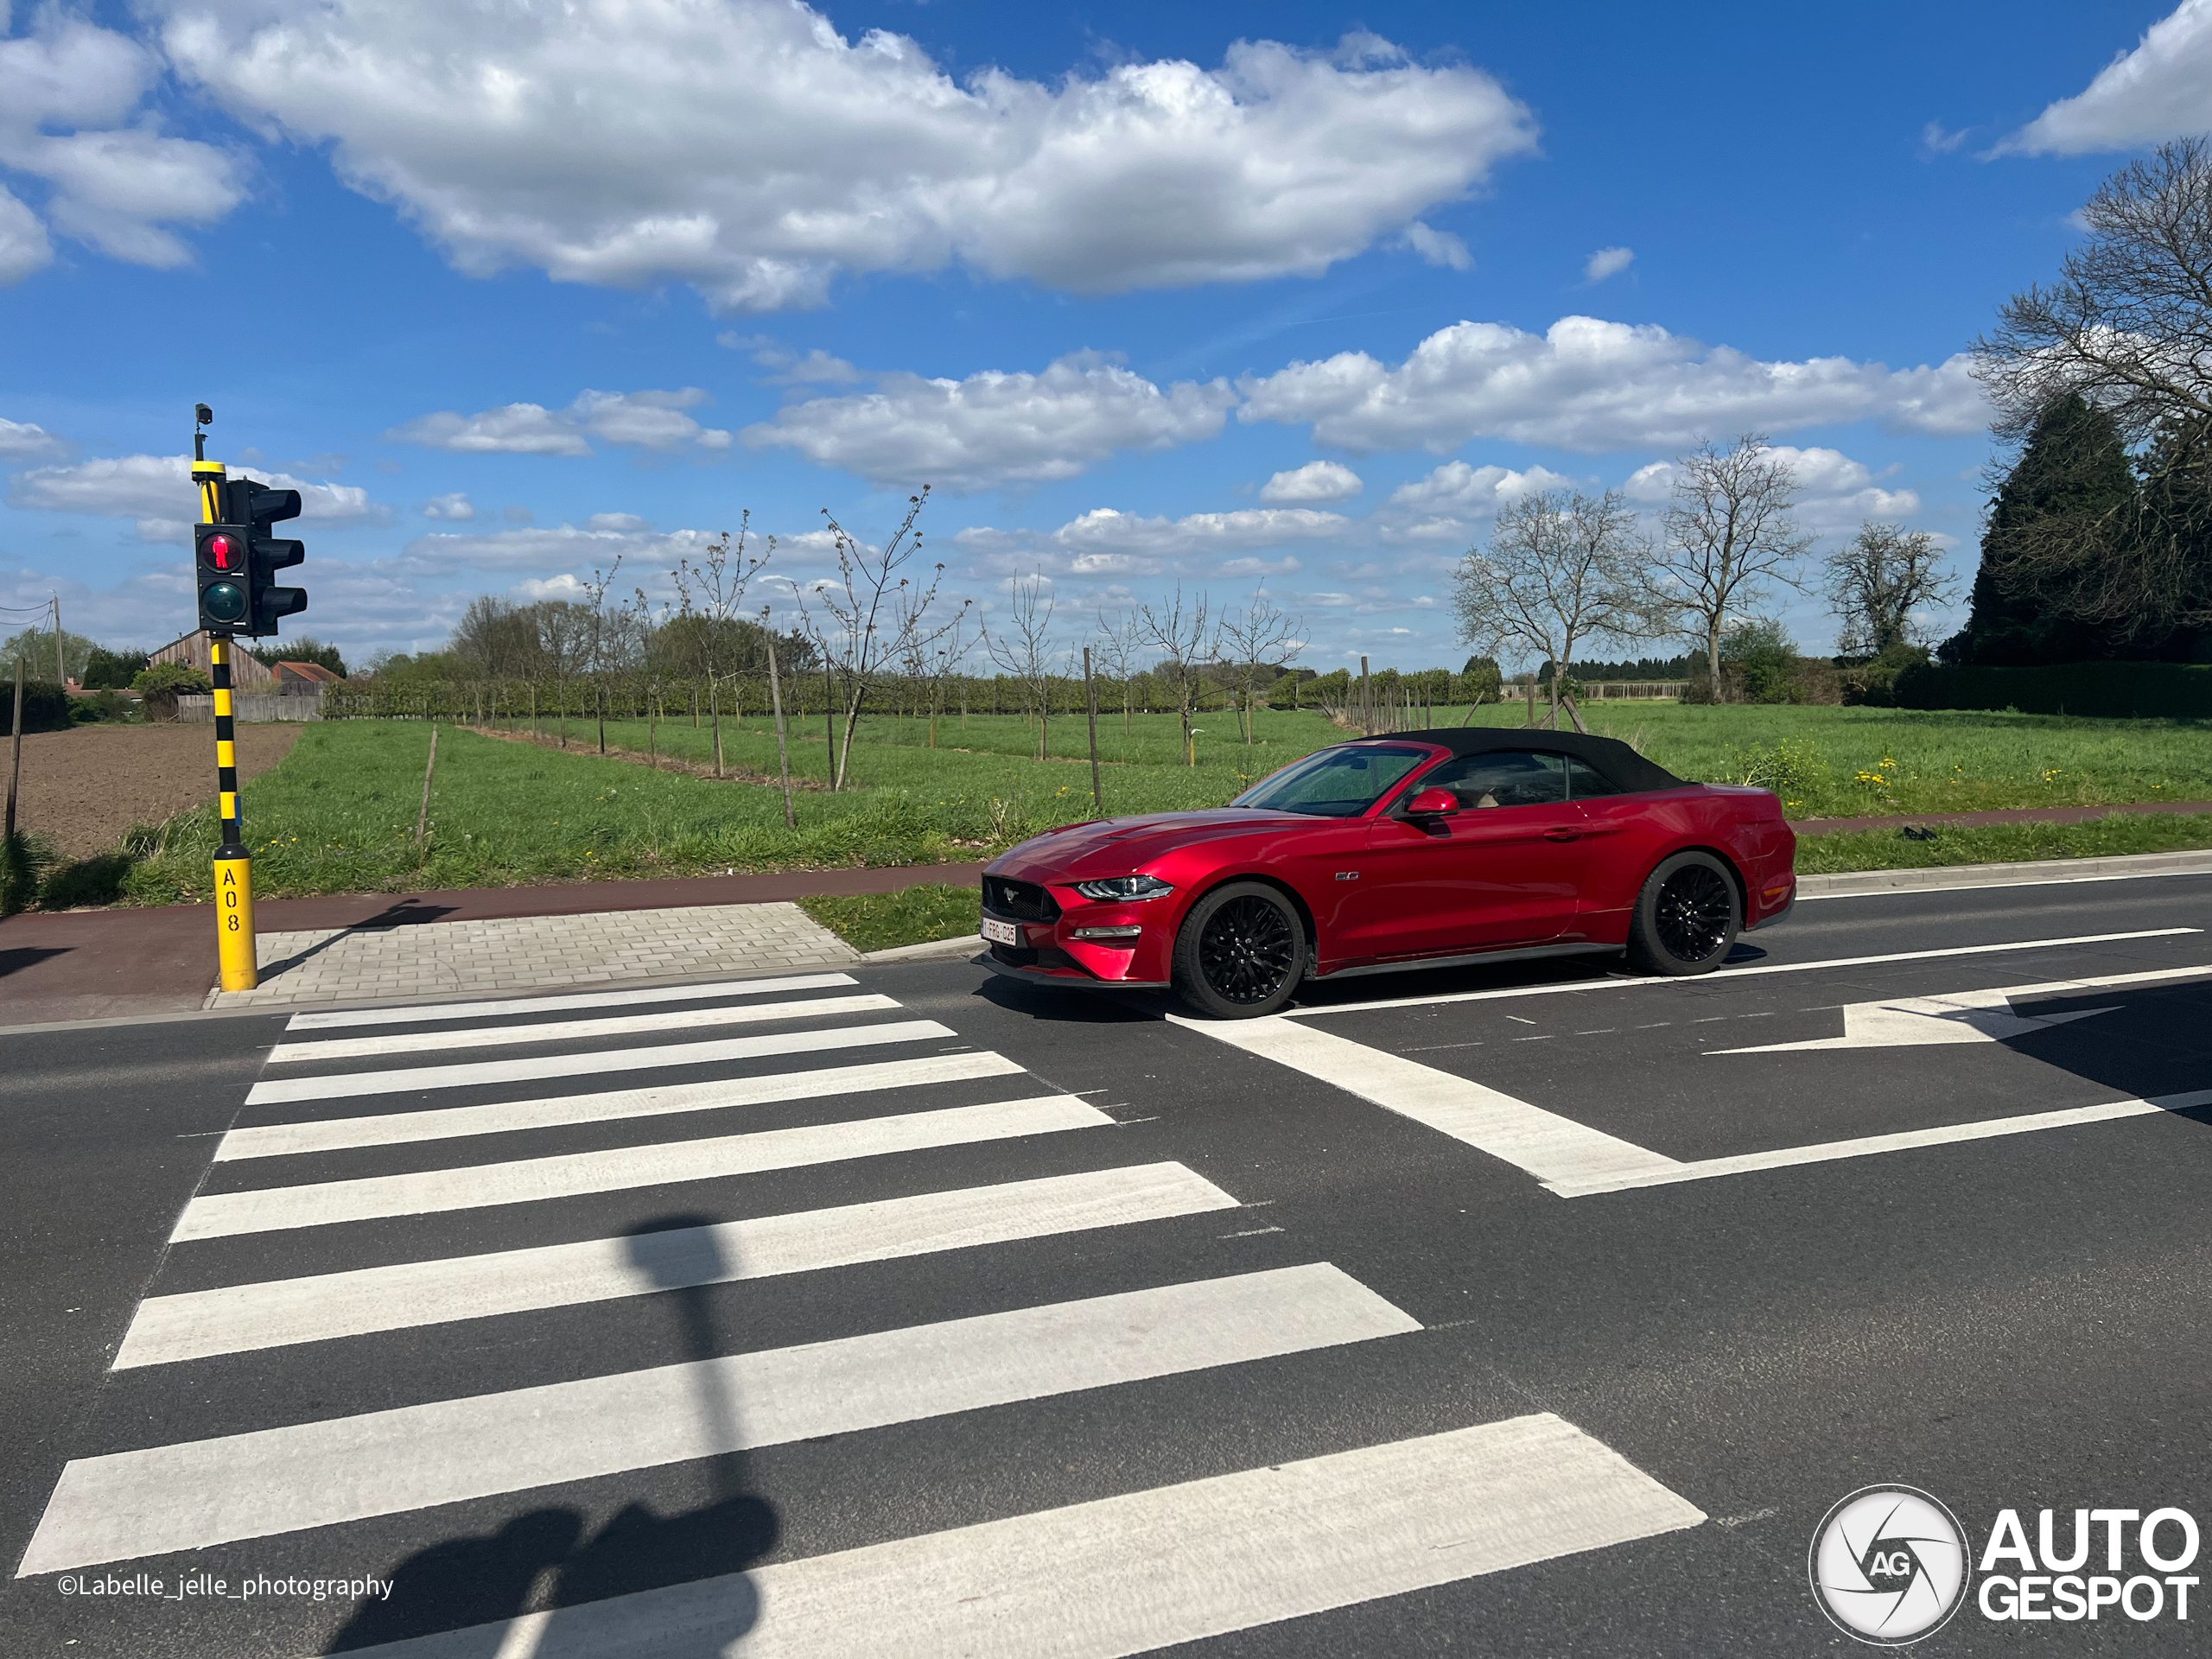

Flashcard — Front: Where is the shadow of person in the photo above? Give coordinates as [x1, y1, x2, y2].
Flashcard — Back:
[325, 1217, 778, 1655]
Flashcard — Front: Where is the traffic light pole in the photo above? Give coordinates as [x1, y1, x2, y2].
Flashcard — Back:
[195, 450, 258, 992]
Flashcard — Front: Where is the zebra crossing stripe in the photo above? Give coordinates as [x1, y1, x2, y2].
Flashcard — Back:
[19, 1263, 1421, 1576]
[264, 994, 900, 1065]
[174, 1095, 1113, 1240]
[1179, 1014, 1684, 1188]
[300, 1414, 1702, 1658]
[118, 1163, 1242, 1368]
[243, 1019, 956, 1105]
[216, 1051, 1025, 1161]
[285, 974, 861, 1031]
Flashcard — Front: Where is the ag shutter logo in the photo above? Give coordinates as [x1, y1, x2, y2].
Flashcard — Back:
[1809, 1485, 1972, 1645]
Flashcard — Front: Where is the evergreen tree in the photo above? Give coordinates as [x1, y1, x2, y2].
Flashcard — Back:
[1942, 395, 2136, 665]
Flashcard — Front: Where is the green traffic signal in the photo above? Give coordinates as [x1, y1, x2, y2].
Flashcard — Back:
[201, 582, 249, 626]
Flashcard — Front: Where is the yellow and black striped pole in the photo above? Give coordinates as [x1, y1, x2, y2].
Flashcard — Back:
[196, 454, 258, 991]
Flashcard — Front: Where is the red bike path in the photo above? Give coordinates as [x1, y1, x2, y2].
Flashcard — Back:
[6, 796, 2212, 1030]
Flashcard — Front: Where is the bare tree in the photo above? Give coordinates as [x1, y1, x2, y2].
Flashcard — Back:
[982, 573, 1058, 759]
[1090, 608, 1144, 734]
[1217, 587, 1303, 743]
[533, 600, 591, 747]
[802, 489, 954, 790]
[1823, 523, 1956, 658]
[672, 513, 774, 778]
[1136, 586, 1218, 766]
[1454, 489, 1658, 732]
[902, 600, 976, 750]
[1652, 435, 1811, 694]
[1972, 139, 2212, 633]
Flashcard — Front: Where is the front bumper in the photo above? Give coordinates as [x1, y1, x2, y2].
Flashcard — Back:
[975, 950, 1172, 992]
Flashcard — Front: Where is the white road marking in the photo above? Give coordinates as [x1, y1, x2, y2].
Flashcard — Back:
[173, 1095, 1110, 1239]
[119, 1164, 1239, 1368]
[1717, 963, 2212, 1053]
[266, 994, 899, 1065]
[1546, 1089, 2212, 1198]
[284, 974, 860, 1031]
[19, 1264, 1421, 1576]
[243, 1019, 955, 1106]
[217, 1052, 1027, 1160]
[312, 1414, 1700, 1659]
[1285, 929, 2200, 1019]
[1174, 1014, 1683, 1187]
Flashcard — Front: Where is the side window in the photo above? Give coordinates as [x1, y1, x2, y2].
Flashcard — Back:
[1421, 751, 1567, 809]
[1566, 755, 1624, 798]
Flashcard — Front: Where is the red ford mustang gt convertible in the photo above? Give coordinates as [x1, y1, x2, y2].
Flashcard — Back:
[977, 728, 1796, 1018]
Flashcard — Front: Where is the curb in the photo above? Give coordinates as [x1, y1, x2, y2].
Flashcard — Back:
[860, 934, 988, 963]
[1797, 847, 2212, 899]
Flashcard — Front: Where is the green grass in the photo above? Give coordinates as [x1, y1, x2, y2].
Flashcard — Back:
[799, 884, 981, 953]
[93, 701, 2212, 906]
[1469, 701, 2212, 818]
[1796, 812, 2212, 873]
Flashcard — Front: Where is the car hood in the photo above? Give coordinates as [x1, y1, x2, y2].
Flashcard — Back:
[989, 808, 1317, 881]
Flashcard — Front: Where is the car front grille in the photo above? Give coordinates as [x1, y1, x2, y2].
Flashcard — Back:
[982, 876, 1061, 924]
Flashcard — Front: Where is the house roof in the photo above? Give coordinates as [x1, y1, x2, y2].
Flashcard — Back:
[274, 661, 342, 682]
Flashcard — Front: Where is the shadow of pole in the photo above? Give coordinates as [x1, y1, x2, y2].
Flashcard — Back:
[326, 1215, 776, 1654]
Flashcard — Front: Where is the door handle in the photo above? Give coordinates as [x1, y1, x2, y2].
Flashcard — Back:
[1543, 827, 1582, 842]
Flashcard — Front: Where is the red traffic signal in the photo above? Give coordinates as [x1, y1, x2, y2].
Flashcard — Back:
[203, 531, 241, 572]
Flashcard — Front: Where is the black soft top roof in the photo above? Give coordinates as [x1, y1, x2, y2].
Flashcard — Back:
[1341, 727, 1688, 796]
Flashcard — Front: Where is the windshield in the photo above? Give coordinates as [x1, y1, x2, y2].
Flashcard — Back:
[1230, 745, 1431, 817]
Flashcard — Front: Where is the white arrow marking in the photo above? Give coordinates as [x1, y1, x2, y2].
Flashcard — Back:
[1718, 990, 2117, 1052]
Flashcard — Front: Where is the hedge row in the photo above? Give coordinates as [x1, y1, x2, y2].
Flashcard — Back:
[1896, 661, 2212, 718]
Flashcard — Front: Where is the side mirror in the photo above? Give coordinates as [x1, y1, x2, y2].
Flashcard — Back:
[1404, 786, 1459, 817]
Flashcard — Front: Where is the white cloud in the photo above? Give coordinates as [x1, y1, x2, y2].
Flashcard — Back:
[2000, 0, 2212, 154]
[1584, 245, 1633, 283]
[390, 389, 729, 456]
[1383, 461, 1573, 523]
[0, 14, 245, 272]
[152, 3, 1535, 310]
[0, 415, 68, 461]
[743, 350, 1235, 490]
[1237, 315, 1989, 453]
[1920, 121, 1968, 157]
[722, 336, 865, 384]
[955, 505, 1349, 577]
[1618, 447, 1920, 531]
[8, 454, 388, 531]
[422, 492, 475, 520]
[1760, 444, 1922, 531]
[587, 512, 648, 532]
[0, 183, 52, 282]
[1402, 222, 1471, 270]
[394, 523, 717, 575]
[1259, 460, 1363, 504]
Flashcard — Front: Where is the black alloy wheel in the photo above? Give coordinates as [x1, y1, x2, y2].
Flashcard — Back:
[1624, 850, 1741, 976]
[1173, 881, 1308, 1018]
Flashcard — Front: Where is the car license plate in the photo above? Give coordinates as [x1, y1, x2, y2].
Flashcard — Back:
[981, 917, 1020, 946]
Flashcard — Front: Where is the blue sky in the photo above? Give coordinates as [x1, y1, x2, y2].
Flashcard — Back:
[2, 0, 2205, 671]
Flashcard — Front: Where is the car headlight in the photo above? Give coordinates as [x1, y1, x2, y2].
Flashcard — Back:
[1072, 874, 1176, 901]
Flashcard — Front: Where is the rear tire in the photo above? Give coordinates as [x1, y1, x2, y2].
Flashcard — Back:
[1624, 851, 1740, 976]
[1172, 881, 1308, 1019]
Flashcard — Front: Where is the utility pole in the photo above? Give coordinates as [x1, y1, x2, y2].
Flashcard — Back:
[6, 653, 22, 843]
[1360, 656, 1371, 734]
[1083, 645, 1102, 815]
[50, 595, 64, 689]
[766, 624, 795, 830]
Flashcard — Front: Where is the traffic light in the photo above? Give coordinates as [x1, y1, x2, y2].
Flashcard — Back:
[196, 518, 252, 632]
[236, 479, 307, 633]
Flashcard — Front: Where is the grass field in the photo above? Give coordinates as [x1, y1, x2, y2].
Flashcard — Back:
[92, 701, 2212, 907]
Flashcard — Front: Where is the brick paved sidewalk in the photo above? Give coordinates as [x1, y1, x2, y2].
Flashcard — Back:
[204, 901, 861, 1010]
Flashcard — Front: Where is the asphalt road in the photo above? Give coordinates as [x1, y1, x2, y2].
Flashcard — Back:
[4, 871, 2212, 1655]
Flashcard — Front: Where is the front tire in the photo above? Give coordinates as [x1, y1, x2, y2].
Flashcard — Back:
[1172, 881, 1308, 1018]
[1624, 851, 1740, 976]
